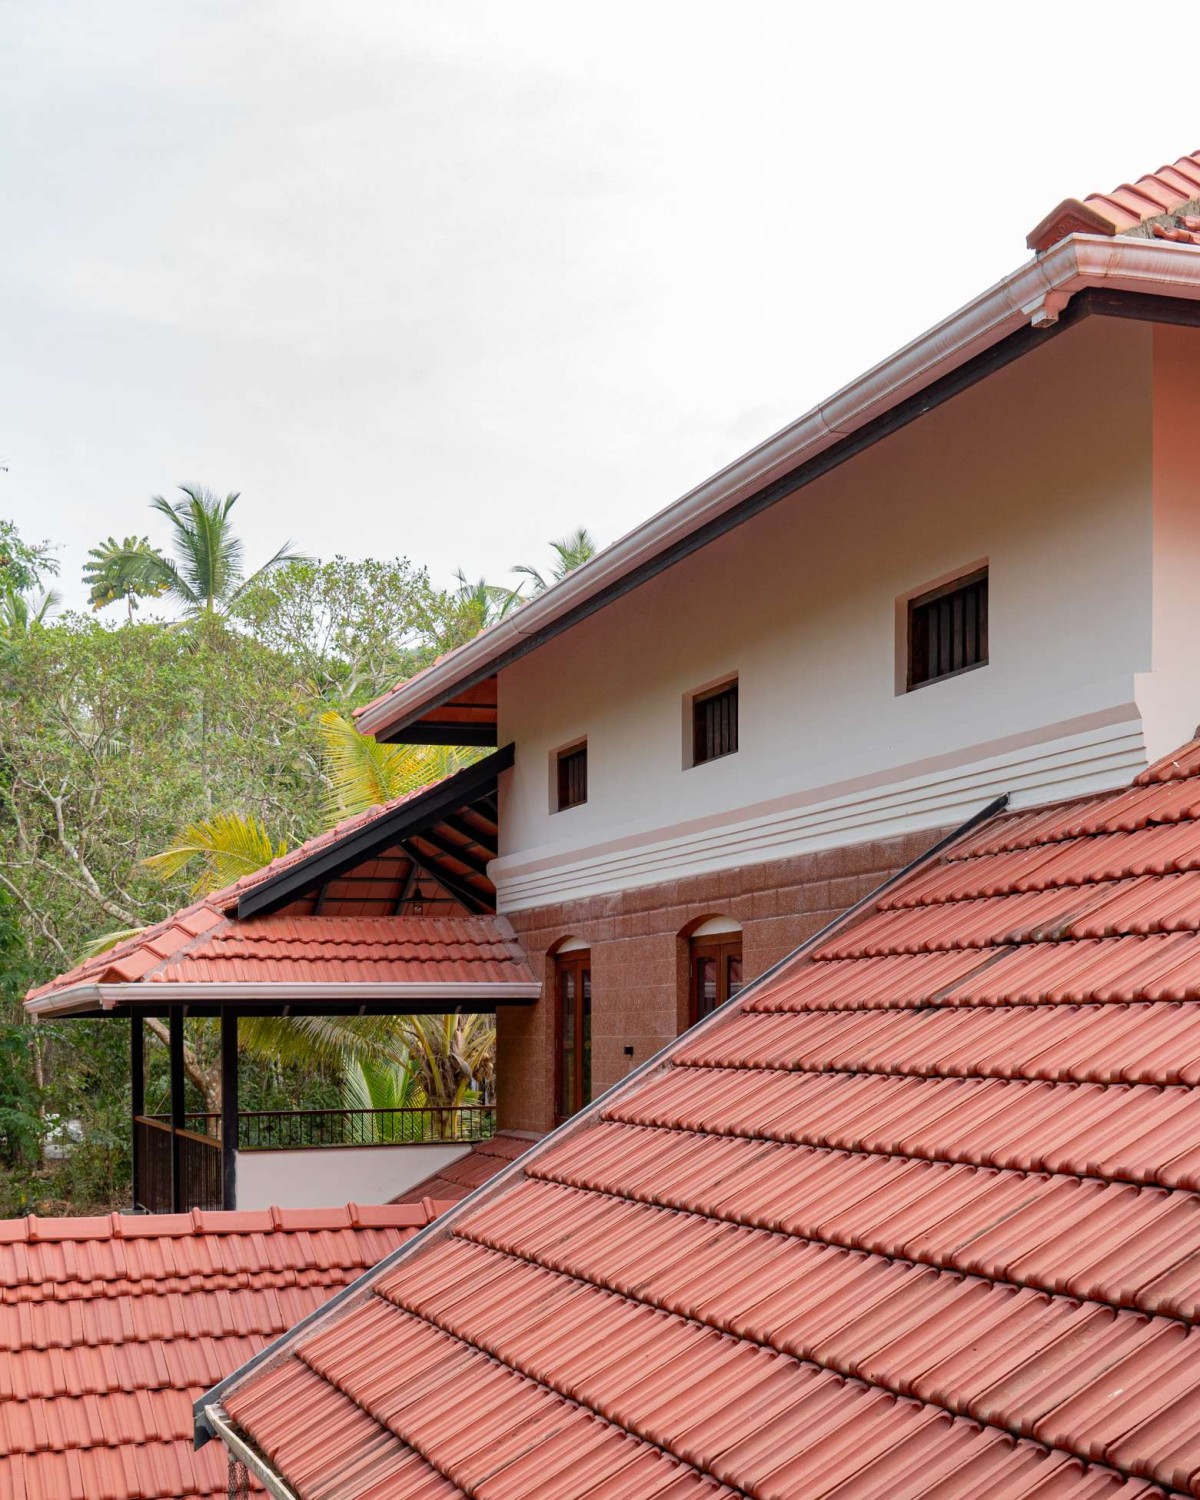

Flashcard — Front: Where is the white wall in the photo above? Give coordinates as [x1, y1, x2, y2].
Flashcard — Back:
[234, 1143, 470, 1210]
[495, 315, 1160, 910]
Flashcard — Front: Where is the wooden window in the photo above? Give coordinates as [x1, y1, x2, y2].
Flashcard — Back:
[555, 742, 587, 810]
[554, 950, 591, 1123]
[689, 935, 743, 1024]
[907, 568, 988, 690]
[692, 680, 738, 766]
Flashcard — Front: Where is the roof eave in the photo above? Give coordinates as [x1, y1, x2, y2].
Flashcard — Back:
[25, 979, 542, 1019]
[356, 234, 1200, 743]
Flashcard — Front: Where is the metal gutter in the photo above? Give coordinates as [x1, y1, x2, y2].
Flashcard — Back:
[195, 792, 1007, 1485]
[26, 979, 542, 1019]
[357, 236, 1200, 742]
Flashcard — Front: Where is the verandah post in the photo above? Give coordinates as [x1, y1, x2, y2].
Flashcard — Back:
[130, 1012, 144, 1210]
[169, 1008, 185, 1213]
[220, 1010, 238, 1210]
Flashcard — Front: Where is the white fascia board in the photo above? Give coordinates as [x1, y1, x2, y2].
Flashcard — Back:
[356, 236, 1200, 740]
[25, 980, 542, 1018]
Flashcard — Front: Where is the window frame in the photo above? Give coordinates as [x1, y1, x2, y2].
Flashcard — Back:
[689, 677, 739, 768]
[553, 948, 591, 1124]
[904, 566, 989, 692]
[553, 740, 588, 812]
[688, 934, 743, 1025]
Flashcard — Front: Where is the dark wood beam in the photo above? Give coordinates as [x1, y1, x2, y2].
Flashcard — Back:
[130, 1014, 144, 1211]
[168, 1009, 185, 1214]
[399, 840, 492, 915]
[220, 1011, 238, 1211]
[238, 744, 513, 918]
[442, 811, 497, 854]
[411, 827, 490, 879]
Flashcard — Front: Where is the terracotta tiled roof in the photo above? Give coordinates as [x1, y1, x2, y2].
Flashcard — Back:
[213, 738, 1200, 1498]
[25, 913, 535, 1010]
[24, 783, 437, 1004]
[390, 1131, 539, 1205]
[0, 1201, 444, 1500]
[1028, 150, 1200, 251]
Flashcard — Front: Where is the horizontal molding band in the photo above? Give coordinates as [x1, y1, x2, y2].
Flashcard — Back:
[495, 717, 1147, 912]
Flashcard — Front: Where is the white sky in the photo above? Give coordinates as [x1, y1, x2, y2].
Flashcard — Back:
[2, 1, 1197, 611]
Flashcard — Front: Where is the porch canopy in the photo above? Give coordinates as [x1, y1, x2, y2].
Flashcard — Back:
[23, 747, 537, 1211]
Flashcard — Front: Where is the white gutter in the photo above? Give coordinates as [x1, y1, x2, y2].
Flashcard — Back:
[357, 234, 1200, 741]
[26, 979, 542, 1018]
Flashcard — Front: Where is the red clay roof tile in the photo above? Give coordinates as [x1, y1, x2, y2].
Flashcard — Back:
[0, 1202, 439, 1499]
[210, 737, 1200, 1497]
[1028, 152, 1200, 250]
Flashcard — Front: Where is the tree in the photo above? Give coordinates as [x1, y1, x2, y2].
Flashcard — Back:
[234, 555, 449, 710]
[500, 526, 597, 613]
[142, 810, 286, 897]
[83, 536, 168, 620]
[0, 519, 57, 597]
[86, 486, 308, 621]
[316, 710, 473, 820]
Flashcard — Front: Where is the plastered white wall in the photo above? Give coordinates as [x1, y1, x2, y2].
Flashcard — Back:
[495, 316, 1161, 908]
[234, 1143, 469, 1211]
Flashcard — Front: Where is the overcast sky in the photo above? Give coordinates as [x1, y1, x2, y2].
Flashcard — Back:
[2, 1, 1197, 611]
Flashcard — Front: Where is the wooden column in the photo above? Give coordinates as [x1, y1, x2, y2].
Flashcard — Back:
[169, 1008, 185, 1213]
[220, 1010, 238, 1211]
[130, 1012, 144, 1211]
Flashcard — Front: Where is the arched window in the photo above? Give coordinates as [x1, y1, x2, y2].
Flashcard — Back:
[688, 917, 743, 1023]
[553, 939, 591, 1124]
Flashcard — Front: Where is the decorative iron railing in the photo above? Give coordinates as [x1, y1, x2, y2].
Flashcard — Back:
[143, 1105, 496, 1152]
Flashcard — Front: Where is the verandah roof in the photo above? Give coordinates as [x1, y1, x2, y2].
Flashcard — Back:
[25, 746, 538, 1019]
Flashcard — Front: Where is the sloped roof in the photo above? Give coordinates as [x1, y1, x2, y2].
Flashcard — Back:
[25, 752, 535, 1016]
[207, 736, 1200, 1498]
[24, 782, 439, 1005]
[0, 1201, 444, 1500]
[25, 913, 537, 1016]
[389, 1132, 539, 1206]
[1028, 150, 1200, 251]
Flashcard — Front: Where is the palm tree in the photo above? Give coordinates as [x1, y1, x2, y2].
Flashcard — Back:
[142, 810, 287, 897]
[340, 1053, 426, 1142]
[82, 536, 168, 620]
[403, 1013, 495, 1112]
[84, 486, 307, 622]
[502, 526, 597, 612]
[317, 710, 475, 821]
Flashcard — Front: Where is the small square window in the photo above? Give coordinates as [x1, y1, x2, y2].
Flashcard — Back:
[555, 742, 587, 810]
[907, 569, 988, 690]
[692, 680, 738, 766]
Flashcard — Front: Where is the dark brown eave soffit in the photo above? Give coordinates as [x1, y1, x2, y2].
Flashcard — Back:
[377, 290, 1200, 745]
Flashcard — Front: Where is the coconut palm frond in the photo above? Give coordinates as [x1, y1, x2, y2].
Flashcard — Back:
[75, 926, 149, 962]
[143, 810, 286, 897]
[316, 710, 471, 820]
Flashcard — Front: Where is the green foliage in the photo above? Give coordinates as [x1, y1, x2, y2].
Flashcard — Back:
[85, 487, 308, 621]
[0, 518, 58, 596]
[82, 535, 168, 617]
[143, 810, 287, 897]
[316, 710, 473, 820]
[502, 525, 598, 612]
[0, 508, 588, 1215]
[235, 555, 448, 710]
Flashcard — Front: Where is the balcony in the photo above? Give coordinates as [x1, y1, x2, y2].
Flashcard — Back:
[134, 1104, 497, 1213]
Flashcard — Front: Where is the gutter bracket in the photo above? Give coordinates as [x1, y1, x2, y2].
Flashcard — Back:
[1022, 288, 1073, 328]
